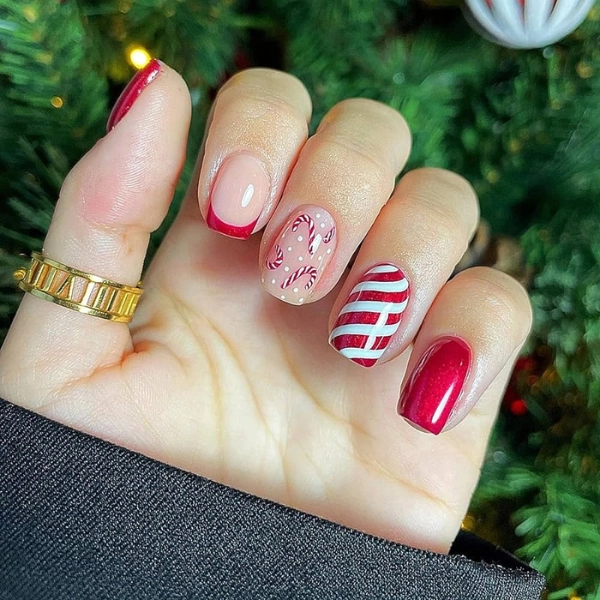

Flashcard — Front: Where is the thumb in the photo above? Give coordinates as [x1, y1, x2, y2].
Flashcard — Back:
[0, 60, 190, 399]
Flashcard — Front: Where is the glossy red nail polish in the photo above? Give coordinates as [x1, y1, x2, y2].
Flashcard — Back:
[398, 336, 472, 435]
[106, 58, 162, 132]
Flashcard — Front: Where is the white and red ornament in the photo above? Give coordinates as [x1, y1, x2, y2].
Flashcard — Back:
[465, 0, 595, 49]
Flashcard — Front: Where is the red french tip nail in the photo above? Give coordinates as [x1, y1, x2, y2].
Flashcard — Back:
[398, 336, 472, 435]
[106, 58, 162, 132]
[204, 153, 270, 240]
[206, 202, 258, 240]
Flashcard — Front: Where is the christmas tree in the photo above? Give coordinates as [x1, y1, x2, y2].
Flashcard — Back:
[1, 1, 599, 596]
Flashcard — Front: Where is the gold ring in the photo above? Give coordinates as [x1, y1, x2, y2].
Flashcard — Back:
[13, 252, 143, 323]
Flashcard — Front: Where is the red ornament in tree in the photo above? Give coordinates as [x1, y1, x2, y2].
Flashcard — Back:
[502, 354, 538, 416]
[509, 398, 528, 416]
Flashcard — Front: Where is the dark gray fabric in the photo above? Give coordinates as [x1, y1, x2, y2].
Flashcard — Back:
[0, 398, 545, 599]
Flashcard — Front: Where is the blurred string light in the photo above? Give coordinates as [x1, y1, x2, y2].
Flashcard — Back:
[127, 45, 151, 70]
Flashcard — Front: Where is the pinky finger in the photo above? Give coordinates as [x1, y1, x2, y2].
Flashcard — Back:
[398, 267, 532, 435]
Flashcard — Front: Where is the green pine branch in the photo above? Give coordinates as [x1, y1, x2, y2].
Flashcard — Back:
[0, 1, 108, 335]
[78, 0, 243, 87]
[0, 0, 107, 162]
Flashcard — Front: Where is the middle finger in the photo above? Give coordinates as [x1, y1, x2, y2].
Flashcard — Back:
[260, 98, 411, 305]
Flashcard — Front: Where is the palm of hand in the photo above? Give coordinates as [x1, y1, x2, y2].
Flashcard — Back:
[11, 214, 489, 554]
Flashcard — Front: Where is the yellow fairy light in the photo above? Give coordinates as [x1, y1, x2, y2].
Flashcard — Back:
[38, 51, 53, 65]
[576, 61, 593, 79]
[127, 45, 151, 70]
[50, 96, 63, 109]
[486, 169, 500, 185]
[118, 0, 132, 13]
[461, 515, 476, 531]
[23, 6, 38, 23]
[508, 139, 522, 154]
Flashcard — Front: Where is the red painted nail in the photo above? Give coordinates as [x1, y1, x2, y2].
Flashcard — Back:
[329, 263, 410, 368]
[106, 58, 162, 132]
[206, 203, 257, 240]
[398, 336, 472, 435]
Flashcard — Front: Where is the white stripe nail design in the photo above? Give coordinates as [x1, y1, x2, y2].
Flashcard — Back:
[338, 347, 387, 360]
[349, 279, 409, 294]
[338, 298, 409, 316]
[329, 263, 410, 367]
[366, 264, 401, 274]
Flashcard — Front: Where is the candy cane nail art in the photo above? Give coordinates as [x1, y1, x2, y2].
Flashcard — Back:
[266, 244, 284, 270]
[329, 263, 410, 367]
[262, 206, 336, 304]
[282, 266, 318, 290]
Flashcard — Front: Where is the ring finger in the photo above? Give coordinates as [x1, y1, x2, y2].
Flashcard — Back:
[328, 167, 480, 367]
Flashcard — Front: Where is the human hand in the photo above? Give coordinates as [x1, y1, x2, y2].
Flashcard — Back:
[0, 63, 531, 553]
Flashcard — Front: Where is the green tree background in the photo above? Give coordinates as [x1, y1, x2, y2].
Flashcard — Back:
[1, 1, 599, 597]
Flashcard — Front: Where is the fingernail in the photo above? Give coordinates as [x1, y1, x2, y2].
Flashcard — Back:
[107, 58, 162, 132]
[262, 206, 336, 305]
[329, 263, 409, 368]
[398, 336, 472, 435]
[206, 153, 270, 240]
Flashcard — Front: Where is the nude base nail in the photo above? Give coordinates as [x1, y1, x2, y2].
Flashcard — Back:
[262, 206, 336, 305]
[205, 153, 269, 240]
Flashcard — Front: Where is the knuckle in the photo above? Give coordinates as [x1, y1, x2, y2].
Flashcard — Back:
[215, 89, 308, 135]
[402, 168, 479, 234]
[322, 136, 391, 192]
[460, 267, 533, 344]
[412, 168, 474, 196]
[321, 99, 411, 171]
[417, 190, 471, 244]
[388, 199, 468, 274]
[330, 98, 410, 134]
[218, 68, 311, 120]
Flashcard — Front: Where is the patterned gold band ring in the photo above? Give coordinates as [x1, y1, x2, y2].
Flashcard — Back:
[13, 252, 143, 323]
